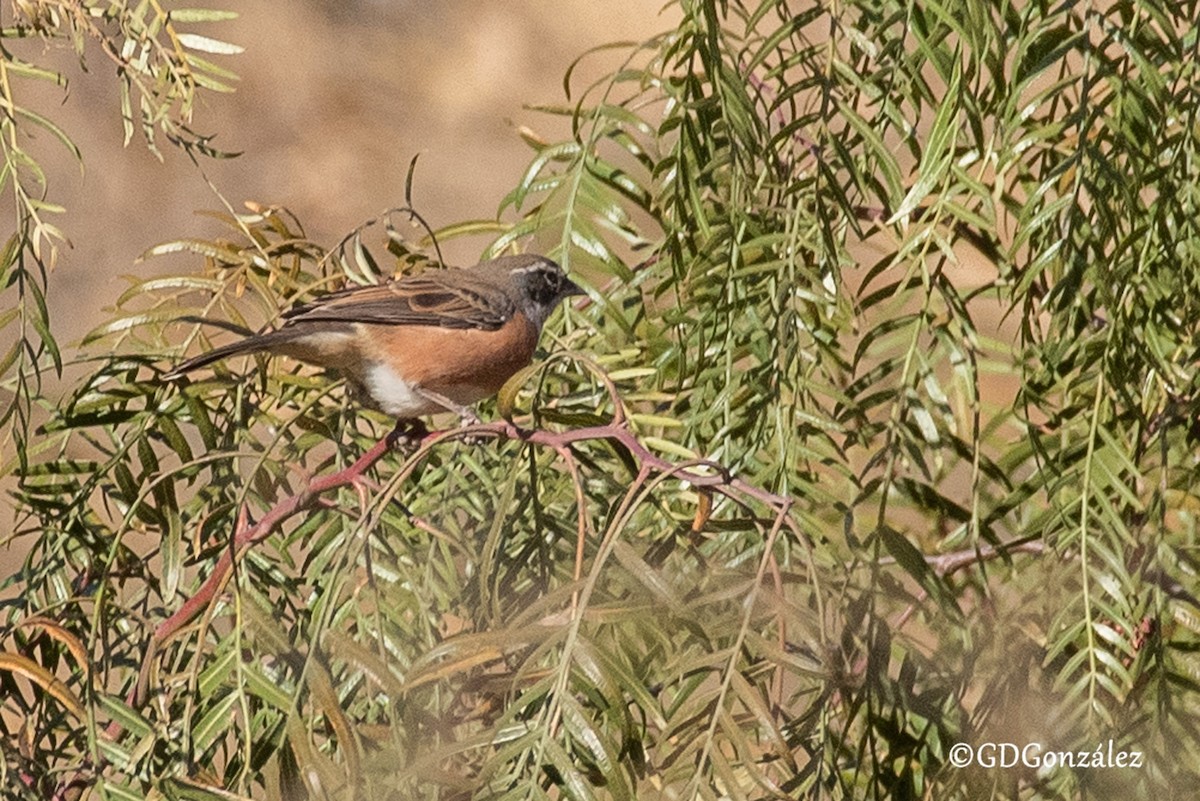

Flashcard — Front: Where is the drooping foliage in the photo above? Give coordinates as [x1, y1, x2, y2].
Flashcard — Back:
[4, 2, 1199, 799]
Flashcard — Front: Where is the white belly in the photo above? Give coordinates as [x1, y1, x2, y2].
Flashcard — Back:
[363, 362, 493, 418]
[364, 362, 441, 417]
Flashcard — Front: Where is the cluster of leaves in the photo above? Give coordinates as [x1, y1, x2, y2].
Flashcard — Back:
[494, 0, 1200, 794]
[5, 1, 1200, 800]
[0, 0, 239, 471]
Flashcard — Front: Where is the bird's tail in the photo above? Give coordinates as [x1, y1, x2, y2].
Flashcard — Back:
[163, 329, 307, 379]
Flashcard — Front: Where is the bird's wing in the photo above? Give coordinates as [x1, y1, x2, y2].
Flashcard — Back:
[282, 273, 514, 331]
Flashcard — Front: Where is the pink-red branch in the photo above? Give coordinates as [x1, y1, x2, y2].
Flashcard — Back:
[150, 429, 402, 644]
[123, 417, 795, 719]
[66, 414, 800, 801]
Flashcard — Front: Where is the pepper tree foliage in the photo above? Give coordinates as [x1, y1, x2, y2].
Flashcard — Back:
[0, 0, 239, 471]
[4, 1, 1200, 799]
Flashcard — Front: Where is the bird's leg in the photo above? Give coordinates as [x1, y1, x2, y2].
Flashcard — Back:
[413, 388, 490, 445]
[415, 388, 481, 427]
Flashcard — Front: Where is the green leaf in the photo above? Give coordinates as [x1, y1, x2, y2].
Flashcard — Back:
[175, 33, 245, 55]
[170, 9, 240, 23]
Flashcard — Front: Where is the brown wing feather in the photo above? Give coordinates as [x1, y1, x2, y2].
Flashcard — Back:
[282, 272, 514, 331]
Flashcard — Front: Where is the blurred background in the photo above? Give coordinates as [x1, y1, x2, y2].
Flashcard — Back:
[30, 0, 678, 349]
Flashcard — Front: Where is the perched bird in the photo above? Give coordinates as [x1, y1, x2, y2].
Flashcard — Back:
[165, 254, 583, 420]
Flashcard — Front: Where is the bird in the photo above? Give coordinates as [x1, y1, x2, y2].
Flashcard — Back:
[165, 254, 584, 421]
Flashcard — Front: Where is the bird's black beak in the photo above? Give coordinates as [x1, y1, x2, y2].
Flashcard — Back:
[562, 277, 586, 297]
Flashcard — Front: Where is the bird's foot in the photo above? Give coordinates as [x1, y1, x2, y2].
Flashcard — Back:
[388, 418, 430, 453]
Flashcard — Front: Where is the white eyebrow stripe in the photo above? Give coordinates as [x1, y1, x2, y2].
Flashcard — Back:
[509, 261, 556, 275]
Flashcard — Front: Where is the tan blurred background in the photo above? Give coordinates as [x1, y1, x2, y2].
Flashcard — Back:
[30, 1, 678, 349]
